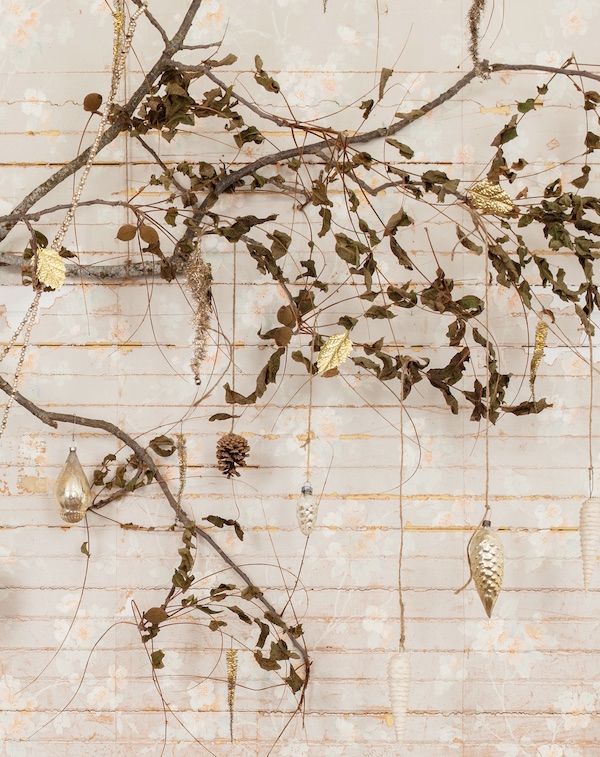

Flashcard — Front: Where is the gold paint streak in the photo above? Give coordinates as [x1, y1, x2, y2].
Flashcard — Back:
[17, 474, 49, 494]
[480, 104, 512, 115]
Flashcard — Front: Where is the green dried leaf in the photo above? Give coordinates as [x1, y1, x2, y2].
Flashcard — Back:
[334, 233, 369, 265]
[378, 67, 393, 100]
[208, 412, 239, 422]
[149, 435, 176, 457]
[151, 650, 165, 669]
[502, 398, 552, 416]
[285, 665, 304, 693]
[254, 55, 281, 93]
[385, 138, 414, 159]
[234, 126, 265, 147]
[144, 607, 169, 625]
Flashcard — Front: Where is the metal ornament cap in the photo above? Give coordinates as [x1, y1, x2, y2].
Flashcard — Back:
[468, 522, 504, 618]
[55, 446, 92, 524]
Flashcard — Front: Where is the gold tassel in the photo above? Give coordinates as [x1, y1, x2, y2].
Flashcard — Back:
[185, 244, 212, 385]
[175, 433, 187, 506]
[226, 648, 238, 741]
[529, 320, 548, 397]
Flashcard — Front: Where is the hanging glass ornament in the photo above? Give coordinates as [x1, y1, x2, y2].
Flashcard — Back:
[297, 482, 318, 536]
[388, 651, 410, 742]
[468, 520, 504, 618]
[580, 496, 600, 589]
[55, 447, 92, 524]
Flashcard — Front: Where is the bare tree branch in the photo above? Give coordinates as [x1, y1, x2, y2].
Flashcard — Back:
[0, 0, 206, 245]
[0, 372, 310, 674]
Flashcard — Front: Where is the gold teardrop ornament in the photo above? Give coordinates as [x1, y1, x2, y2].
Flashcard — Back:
[36, 247, 66, 290]
[55, 447, 92, 524]
[468, 520, 504, 618]
[317, 332, 353, 375]
[467, 180, 514, 216]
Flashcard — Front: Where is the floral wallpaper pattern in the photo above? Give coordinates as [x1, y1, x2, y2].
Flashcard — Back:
[0, 1, 599, 755]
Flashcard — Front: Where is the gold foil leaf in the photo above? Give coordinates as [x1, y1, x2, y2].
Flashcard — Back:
[467, 180, 514, 216]
[317, 332, 353, 375]
[36, 247, 66, 290]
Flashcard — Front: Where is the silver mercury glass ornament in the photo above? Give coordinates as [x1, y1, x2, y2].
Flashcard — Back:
[296, 482, 318, 536]
[55, 446, 92, 524]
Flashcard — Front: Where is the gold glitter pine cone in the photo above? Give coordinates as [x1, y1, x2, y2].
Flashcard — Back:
[468, 520, 504, 618]
[216, 433, 250, 478]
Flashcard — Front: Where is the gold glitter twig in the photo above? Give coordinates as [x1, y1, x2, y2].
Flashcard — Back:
[530, 320, 549, 398]
[226, 648, 238, 742]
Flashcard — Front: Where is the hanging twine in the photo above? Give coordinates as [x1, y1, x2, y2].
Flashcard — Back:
[0, 2, 145, 439]
[455, 231, 493, 595]
[397, 363, 406, 651]
[588, 334, 594, 499]
[304, 332, 316, 482]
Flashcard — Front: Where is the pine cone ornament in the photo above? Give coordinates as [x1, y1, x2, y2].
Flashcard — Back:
[468, 520, 504, 618]
[216, 433, 250, 478]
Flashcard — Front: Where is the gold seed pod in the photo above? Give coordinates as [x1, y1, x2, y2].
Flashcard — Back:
[55, 447, 92, 524]
[468, 520, 504, 618]
[226, 648, 238, 741]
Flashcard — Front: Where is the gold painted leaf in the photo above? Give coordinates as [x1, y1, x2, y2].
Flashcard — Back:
[467, 180, 514, 216]
[317, 332, 353, 375]
[36, 247, 66, 290]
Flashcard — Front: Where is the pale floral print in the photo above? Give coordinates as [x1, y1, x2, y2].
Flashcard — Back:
[0, 0, 598, 754]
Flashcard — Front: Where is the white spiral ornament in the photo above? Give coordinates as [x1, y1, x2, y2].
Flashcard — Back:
[580, 496, 600, 589]
[468, 520, 504, 618]
[387, 651, 410, 742]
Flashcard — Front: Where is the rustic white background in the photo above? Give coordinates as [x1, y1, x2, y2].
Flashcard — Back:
[1, 1, 600, 755]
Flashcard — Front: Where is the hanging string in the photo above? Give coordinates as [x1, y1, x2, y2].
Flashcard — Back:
[397, 363, 406, 652]
[588, 333, 594, 499]
[230, 244, 237, 433]
[455, 229, 492, 595]
[0, 2, 145, 440]
[483, 241, 491, 522]
[304, 332, 316, 483]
